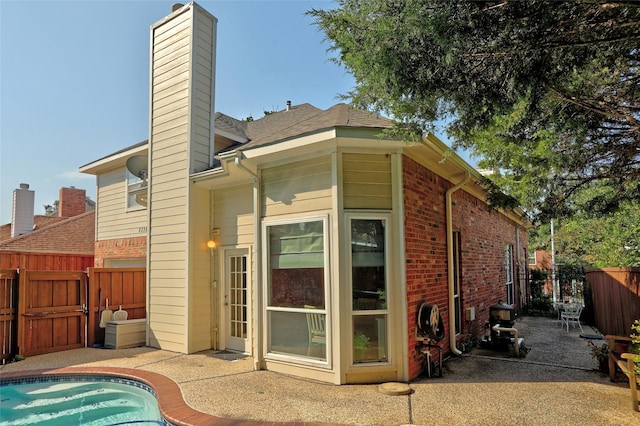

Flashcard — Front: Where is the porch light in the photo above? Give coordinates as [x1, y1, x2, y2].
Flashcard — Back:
[207, 228, 220, 254]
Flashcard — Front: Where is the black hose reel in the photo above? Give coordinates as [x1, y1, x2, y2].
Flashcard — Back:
[416, 302, 445, 378]
[417, 303, 445, 341]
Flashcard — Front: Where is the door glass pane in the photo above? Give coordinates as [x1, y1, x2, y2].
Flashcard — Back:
[351, 219, 386, 311]
[229, 255, 247, 339]
[353, 315, 387, 363]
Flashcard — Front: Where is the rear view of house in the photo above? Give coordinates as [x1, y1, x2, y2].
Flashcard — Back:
[80, 2, 528, 384]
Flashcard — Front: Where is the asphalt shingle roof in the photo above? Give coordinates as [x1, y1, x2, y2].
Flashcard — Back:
[240, 103, 393, 150]
[0, 211, 95, 254]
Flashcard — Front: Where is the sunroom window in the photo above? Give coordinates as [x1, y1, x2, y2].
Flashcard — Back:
[266, 218, 328, 361]
[349, 216, 389, 363]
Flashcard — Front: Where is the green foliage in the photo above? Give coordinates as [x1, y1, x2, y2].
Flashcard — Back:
[309, 1, 640, 221]
[354, 331, 371, 350]
[529, 269, 547, 299]
[631, 320, 640, 376]
[588, 340, 609, 363]
[556, 200, 640, 268]
[530, 295, 552, 313]
[529, 269, 551, 314]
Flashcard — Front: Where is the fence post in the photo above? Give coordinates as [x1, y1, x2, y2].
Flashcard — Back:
[16, 269, 27, 356]
[87, 267, 96, 347]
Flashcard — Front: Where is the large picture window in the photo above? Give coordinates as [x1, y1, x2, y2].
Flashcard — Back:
[349, 216, 389, 364]
[266, 218, 327, 361]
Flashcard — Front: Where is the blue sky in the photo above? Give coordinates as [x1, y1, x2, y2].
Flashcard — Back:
[1, 0, 470, 225]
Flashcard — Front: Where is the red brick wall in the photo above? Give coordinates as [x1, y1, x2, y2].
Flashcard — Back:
[94, 236, 147, 267]
[59, 187, 86, 217]
[403, 156, 527, 380]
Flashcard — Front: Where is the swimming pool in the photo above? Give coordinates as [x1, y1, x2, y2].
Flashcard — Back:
[0, 375, 165, 425]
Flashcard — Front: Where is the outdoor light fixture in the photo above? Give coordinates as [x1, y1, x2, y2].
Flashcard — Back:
[206, 228, 220, 254]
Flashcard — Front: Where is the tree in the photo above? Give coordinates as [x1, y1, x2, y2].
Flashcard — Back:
[43, 200, 59, 216]
[557, 200, 640, 267]
[309, 1, 640, 220]
[528, 199, 640, 267]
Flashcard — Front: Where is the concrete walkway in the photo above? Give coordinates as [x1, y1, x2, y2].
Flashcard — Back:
[1, 316, 638, 425]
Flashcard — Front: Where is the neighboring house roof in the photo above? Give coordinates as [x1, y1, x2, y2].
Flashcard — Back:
[0, 215, 69, 242]
[0, 211, 95, 254]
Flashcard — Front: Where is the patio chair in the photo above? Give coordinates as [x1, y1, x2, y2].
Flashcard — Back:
[306, 310, 326, 356]
[606, 334, 640, 412]
[560, 304, 583, 332]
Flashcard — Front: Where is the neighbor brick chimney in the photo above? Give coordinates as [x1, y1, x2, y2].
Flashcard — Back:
[58, 187, 86, 217]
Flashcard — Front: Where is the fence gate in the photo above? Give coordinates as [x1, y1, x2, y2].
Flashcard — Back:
[0, 270, 18, 364]
[18, 270, 87, 356]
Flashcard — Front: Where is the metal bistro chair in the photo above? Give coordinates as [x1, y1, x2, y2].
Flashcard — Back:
[560, 303, 584, 332]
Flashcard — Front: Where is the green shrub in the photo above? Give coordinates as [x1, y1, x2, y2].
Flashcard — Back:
[530, 294, 552, 313]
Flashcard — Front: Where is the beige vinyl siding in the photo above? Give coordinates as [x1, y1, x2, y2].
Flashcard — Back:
[343, 153, 392, 209]
[190, 10, 215, 173]
[95, 169, 147, 240]
[148, 8, 192, 352]
[214, 184, 254, 247]
[189, 186, 212, 352]
[262, 156, 332, 217]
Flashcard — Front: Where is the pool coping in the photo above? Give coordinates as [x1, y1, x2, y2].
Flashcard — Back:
[0, 367, 323, 425]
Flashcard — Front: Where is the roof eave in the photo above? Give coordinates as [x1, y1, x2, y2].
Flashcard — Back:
[79, 143, 148, 175]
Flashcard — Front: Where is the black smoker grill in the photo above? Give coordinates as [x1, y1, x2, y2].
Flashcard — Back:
[480, 300, 523, 354]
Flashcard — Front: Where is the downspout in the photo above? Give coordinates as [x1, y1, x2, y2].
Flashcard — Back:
[235, 153, 262, 371]
[515, 222, 528, 310]
[446, 171, 470, 356]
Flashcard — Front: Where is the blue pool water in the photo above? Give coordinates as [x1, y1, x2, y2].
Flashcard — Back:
[0, 376, 165, 425]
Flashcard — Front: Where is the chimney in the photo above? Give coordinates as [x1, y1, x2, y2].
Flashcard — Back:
[286, 100, 291, 111]
[58, 187, 87, 217]
[11, 183, 35, 237]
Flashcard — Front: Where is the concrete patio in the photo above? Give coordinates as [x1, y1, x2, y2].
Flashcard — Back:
[1, 316, 638, 425]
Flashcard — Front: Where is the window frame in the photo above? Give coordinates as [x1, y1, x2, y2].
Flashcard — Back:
[452, 231, 462, 335]
[262, 214, 331, 366]
[126, 169, 147, 211]
[346, 212, 392, 366]
[505, 244, 515, 305]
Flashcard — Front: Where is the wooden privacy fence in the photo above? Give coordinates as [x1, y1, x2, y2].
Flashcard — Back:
[586, 268, 640, 337]
[0, 251, 94, 271]
[0, 267, 146, 363]
[87, 267, 146, 347]
[18, 270, 87, 357]
[0, 270, 18, 364]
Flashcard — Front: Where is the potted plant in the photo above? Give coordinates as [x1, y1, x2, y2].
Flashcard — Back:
[588, 340, 609, 373]
[354, 331, 371, 361]
[630, 319, 640, 376]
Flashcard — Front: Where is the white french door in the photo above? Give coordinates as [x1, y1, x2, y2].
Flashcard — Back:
[223, 248, 251, 353]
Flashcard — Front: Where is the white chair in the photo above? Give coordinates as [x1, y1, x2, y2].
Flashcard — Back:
[560, 304, 583, 332]
[306, 310, 326, 356]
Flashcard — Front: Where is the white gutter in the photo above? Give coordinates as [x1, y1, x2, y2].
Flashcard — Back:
[446, 170, 470, 356]
[234, 153, 262, 371]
